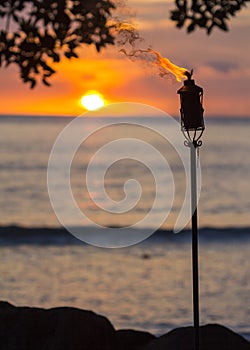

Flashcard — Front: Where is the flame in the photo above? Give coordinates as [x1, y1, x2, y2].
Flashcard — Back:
[115, 22, 136, 31]
[115, 21, 190, 82]
[148, 49, 189, 82]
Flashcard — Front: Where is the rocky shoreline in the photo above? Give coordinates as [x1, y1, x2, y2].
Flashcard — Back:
[0, 301, 249, 349]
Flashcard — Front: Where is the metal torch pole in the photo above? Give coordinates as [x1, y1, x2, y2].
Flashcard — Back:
[190, 141, 200, 350]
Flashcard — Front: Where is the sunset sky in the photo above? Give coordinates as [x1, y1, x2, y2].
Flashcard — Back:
[0, 0, 250, 117]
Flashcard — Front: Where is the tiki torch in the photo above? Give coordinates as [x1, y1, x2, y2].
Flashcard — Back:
[178, 71, 205, 350]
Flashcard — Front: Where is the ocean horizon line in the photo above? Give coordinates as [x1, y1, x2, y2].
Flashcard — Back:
[1, 225, 249, 246]
[1, 113, 250, 121]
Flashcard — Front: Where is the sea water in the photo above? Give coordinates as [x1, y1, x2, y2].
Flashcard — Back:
[0, 115, 249, 339]
[0, 115, 250, 229]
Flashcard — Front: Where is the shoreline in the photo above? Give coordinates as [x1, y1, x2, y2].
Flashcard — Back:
[1, 301, 250, 349]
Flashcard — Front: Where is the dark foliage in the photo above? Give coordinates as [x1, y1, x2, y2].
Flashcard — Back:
[0, 0, 115, 88]
[171, 0, 250, 34]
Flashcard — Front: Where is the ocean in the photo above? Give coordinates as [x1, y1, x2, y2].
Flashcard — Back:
[0, 115, 249, 339]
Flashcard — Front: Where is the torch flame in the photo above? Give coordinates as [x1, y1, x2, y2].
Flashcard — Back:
[115, 21, 191, 82]
[148, 49, 190, 82]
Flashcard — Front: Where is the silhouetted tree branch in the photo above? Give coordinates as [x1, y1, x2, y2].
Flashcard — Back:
[171, 0, 250, 34]
[0, 0, 115, 88]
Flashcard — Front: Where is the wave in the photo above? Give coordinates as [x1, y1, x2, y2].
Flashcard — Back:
[0, 225, 250, 246]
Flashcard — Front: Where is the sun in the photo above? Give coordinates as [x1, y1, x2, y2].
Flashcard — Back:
[81, 91, 105, 111]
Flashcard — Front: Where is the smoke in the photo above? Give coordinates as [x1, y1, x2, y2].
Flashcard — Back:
[110, 14, 189, 81]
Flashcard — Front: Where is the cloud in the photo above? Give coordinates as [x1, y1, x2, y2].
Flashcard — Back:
[206, 61, 239, 73]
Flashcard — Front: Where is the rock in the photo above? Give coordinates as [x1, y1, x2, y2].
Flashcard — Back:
[144, 324, 250, 350]
[115, 329, 156, 350]
[1, 302, 250, 350]
[0, 301, 116, 350]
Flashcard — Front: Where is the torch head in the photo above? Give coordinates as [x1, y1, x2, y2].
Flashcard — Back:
[184, 69, 193, 80]
[177, 73, 205, 134]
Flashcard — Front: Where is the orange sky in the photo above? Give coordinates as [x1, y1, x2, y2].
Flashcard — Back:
[0, 1, 250, 117]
